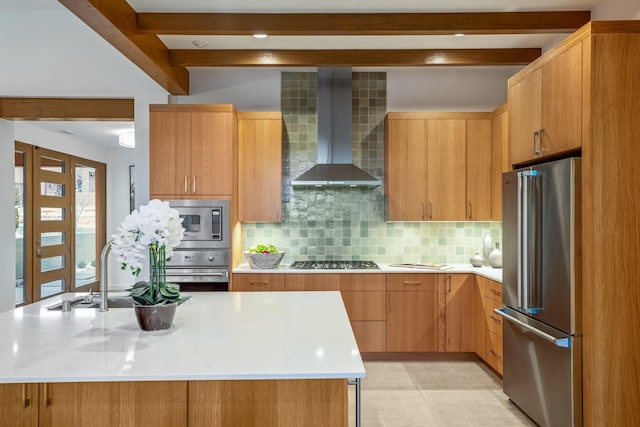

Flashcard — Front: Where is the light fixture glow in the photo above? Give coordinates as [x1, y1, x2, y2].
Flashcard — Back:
[192, 40, 207, 48]
[253, 33, 268, 39]
[453, 33, 465, 37]
[118, 131, 135, 148]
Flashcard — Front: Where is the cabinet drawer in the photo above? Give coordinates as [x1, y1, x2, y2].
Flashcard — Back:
[232, 274, 285, 291]
[285, 274, 340, 291]
[341, 291, 386, 321]
[339, 274, 386, 291]
[386, 273, 437, 291]
[351, 321, 386, 352]
[485, 279, 503, 303]
[485, 297, 503, 337]
[485, 330, 503, 375]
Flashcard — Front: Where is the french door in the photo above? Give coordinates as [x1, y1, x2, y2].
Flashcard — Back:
[15, 143, 106, 305]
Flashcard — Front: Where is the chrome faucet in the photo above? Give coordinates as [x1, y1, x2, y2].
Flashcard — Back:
[99, 240, 114, 312]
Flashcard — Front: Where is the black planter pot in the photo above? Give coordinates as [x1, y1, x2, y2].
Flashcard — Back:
[133, 302, 177, 331]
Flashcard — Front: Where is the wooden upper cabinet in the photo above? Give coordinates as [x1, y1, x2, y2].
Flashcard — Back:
[426, 119, 466, 220]
[508, 41, 583, 166]
[149, 105, 237, 199]
[384, 117, 426, 221]
[238, 112, 283, 222]
[491, 105, 508, 221]
[465, 119, 492, 221]
[149, 111, 191, 196]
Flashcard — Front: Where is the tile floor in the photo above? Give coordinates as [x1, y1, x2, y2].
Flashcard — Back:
[348, 360, 536, 427]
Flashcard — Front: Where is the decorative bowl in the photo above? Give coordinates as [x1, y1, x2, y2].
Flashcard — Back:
[244, 252, 285, 269]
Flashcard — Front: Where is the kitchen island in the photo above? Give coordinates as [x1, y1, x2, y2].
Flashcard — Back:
[0, 292, 363, 426]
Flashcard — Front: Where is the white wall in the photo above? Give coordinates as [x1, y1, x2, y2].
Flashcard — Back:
[592, 0, 640, 19]
[0, 120, 17, 313]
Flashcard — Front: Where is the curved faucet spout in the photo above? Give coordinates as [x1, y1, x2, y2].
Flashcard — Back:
[99, 240, 114, 312]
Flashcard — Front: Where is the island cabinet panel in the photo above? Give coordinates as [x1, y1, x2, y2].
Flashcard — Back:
[188, 379, 347, 427]
[150, 104, 237, 199]
[0, 383, 38, 427]
[238, 112, 283, 222]
[443, 274, 475, 352]
[232, 273, 285, 291]
[508, 41, 583, 166]
[386, 274, 439, 352]
[39, 381, 187, 427]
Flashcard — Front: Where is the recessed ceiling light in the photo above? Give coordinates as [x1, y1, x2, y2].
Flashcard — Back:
[192, 40, 207, 48]
[253, 33, 268, 39]
[453, 33, 465, 37]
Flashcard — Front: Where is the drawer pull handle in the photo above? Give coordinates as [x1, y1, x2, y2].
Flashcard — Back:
[489, 315, 501, 323]
[250, 281, 268, 286]
[489, 289, 501, 296]
[22, 384, 30, 408]
[402, 281, 421, 285]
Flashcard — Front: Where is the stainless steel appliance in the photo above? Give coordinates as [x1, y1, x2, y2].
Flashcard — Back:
[290, 261, 380, 270]
[167, 200, 230, 291]
[496, 157, 582, 426]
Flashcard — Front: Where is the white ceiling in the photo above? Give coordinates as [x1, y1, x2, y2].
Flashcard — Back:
[2, 0, 639, 149]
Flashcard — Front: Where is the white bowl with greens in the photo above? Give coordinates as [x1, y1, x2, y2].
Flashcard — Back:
[244, 244, 285, 269]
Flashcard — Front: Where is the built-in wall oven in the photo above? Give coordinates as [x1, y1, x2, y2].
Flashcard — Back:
[167, 200, 230, 291]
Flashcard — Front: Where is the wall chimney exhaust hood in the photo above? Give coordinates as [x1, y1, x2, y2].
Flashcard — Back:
[291, 67, 382, 187]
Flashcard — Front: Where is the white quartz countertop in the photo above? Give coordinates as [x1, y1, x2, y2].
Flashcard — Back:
[233, 263, 502, 283]
[0, 292, 364, 383]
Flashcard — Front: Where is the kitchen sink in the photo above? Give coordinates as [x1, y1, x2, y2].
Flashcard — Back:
[46, 295, 191, 310]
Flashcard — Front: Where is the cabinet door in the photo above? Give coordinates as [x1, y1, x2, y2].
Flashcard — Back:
[232, 273, 285, 291]
[426, 119, 467, 220]
[508, 69, 542, 166]
[474, 277, 487, 358]
[285, 274, 340, 291]
[190, 112, 235, 196]
[491, 109, 508, 220]
[387, 291, 439, 352]
[238, 115, 282, 222]
[384, 119, 427, 221]
[541, 42, 583, 156]
[149, 111, 191, 197]
[0, 383, 38, 427]
[39, 381, 187, 427]
[444, 274, 475, 352]
[466, 119, 492, 220]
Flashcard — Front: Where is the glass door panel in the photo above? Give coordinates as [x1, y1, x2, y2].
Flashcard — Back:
[74, 164, 98, 287]
[14, 143, 31, 306]
[34, 147, 72, 300]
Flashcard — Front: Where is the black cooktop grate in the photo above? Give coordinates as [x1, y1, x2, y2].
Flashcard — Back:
[289, 260, 380, 270]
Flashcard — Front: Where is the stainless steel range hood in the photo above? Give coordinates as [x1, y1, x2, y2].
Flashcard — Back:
[291, 67, 382, 187]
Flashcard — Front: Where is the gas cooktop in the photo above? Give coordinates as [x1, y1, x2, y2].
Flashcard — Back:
[290, 260, 380, 270]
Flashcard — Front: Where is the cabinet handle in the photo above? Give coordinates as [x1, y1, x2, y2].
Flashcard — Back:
[429, 202, 433, 219]
[250, 281, 268, 286]
[388, 293, 391, 314]
[44, 383, 51, 407]
[489, 315, 501, 323]
[468, 202, 473, 220]
[448, 275, 451, 293]
[533, 130, 540, 155]
[22, 384, 30, 408]
[192, 176, 196, 193]
[489, 288, 501, 296]
[184, 176, 188, 193]
[402, 281, 421, 286]
[538, 129, 545, 154]
[422, 203, 426, 220]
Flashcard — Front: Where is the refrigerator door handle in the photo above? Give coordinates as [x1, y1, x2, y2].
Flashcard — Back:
[517, 173, 525, 309]
[495, 308, 571, 348]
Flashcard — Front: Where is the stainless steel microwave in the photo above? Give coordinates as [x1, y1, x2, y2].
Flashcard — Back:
[167, 199, 230, 249]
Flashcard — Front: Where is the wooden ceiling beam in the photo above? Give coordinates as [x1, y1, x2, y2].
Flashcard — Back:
[58, 0, 189, 95]
[0, 98, 135, 121]
[170, 48, 541, 67]
[138, 11, 591, 35]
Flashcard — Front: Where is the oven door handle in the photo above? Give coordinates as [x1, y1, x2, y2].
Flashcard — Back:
[166, 272, 228, 277]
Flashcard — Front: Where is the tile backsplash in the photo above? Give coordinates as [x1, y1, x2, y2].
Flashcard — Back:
[242, 71, 502, 264]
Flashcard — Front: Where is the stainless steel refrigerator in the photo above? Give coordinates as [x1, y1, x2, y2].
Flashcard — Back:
[496, 157, 582, 426]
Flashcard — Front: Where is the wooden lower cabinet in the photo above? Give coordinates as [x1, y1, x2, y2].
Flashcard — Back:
[349, 321, 387, 352]
[285, 274, 340, 291]
[474, 276, 504, 375]
[39, 381, 188, 427]
[232, 273, 285, 291]
[444, 274, 475, 352]
[188, 379, 347, 427]
[0, 383, 38, 427]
